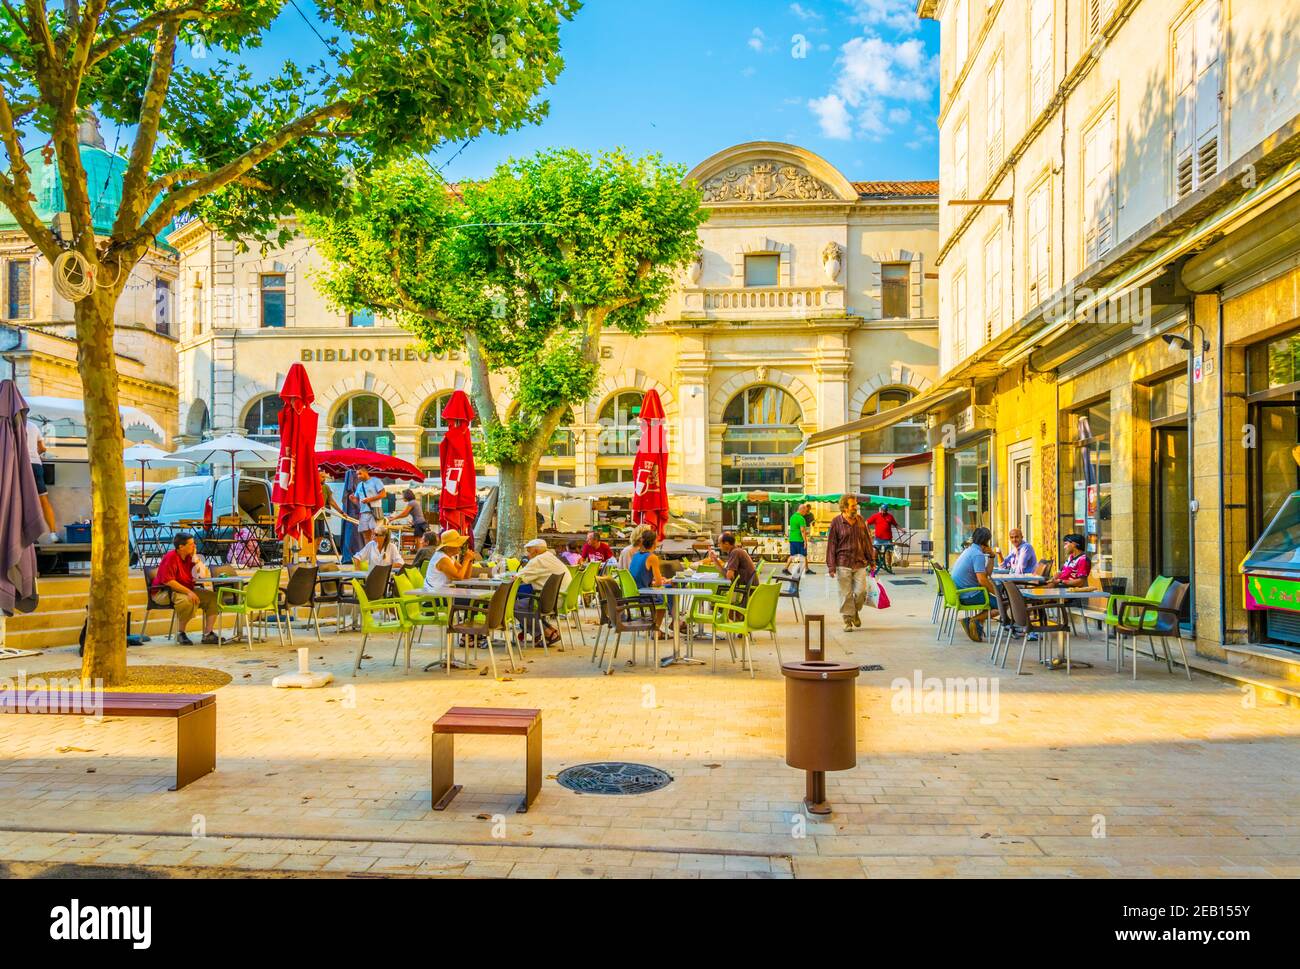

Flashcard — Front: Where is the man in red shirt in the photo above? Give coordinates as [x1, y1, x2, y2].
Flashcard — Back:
[152, 532, 223, 645]
[866, 504, 900, 572]
[580, 531, 614, 562]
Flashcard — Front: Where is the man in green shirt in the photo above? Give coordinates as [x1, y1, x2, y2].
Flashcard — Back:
[788, 502, 816, 574]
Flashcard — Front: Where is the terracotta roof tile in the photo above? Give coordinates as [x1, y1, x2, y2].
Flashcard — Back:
[852, 180, 939, 199]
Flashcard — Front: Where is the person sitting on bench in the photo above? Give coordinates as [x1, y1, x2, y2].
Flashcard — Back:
[153, 532, 224, 645]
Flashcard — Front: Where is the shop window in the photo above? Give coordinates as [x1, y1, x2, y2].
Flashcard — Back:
[1059, 400, 1112, 572]
[743, 254, 780, 287]
[860, 388, 927, 455]
[597, 391, 643, 457]
[333, 394, 395, 453]
[722, 385, 803, 533]
[420, 393, 482, 459]
[947, 437, 989, 554]
[598, 467, 634, 484]
[260, 274, 286, 328]
[243, 394, 283, 444]
[1150, 375, 1189, 421]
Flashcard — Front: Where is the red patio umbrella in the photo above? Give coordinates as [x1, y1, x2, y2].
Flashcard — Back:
[272, 364, 322, 541]
[438, 390, 477, 536]
[314, 448, 422, 480]
[630, 389, 669, 539]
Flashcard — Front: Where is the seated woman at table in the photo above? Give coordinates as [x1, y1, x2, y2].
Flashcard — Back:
[354, 522, 405, 570]
[419, 529, 477, 595]
[1045, 534, 1091, 588]
[629, 529, 669, 638]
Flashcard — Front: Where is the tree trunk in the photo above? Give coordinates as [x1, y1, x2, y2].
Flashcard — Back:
[76, 289, 130, 686]
[473, 487, 497, 550]
[494, 460, 538, 557]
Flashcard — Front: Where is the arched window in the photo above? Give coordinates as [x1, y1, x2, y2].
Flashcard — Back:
[420, 393, 482, 459]
[721, 385, 803, 532]
[243, 394, 283, 444]
[860, 388, 927, 454]
[597, 391, 643, 457]
[544, 408, 575, 458]
[333, 394, 395, 453]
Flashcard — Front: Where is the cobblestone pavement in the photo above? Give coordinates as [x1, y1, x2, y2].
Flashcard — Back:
[1, 571, 1298, 878]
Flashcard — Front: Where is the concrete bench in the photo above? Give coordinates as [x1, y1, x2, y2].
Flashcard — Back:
[431, 706, 541, 814]
[0, 691, 216, 790]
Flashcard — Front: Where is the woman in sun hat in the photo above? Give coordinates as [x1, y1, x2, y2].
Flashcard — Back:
[420, 528, 479, 595]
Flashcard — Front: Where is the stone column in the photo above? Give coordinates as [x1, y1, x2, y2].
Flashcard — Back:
[813, 335, 852, 495]
[389, 423, 422, 466]
[676, 332, 711, 493]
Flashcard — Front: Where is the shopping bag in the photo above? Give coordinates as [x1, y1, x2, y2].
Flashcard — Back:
[867, 574, 891, 609]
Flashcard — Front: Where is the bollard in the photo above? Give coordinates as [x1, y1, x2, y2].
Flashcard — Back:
[804, 614, 825, 661]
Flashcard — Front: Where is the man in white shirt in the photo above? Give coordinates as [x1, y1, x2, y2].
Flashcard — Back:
[353, 467, 386, 544]
[516, 537, 570, 647]
[516, 537, 572, 594]
[26, 419, 58, 542]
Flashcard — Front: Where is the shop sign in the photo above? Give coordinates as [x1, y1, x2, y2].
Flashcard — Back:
[1245, 574, 1300, 612]
[1193, 355, 1203, 383]
[299, 346, 459, 364]
[730, 454, 796, 468]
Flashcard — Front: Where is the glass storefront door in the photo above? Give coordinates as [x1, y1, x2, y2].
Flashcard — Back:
[946, 437, 989, 555]
[1153, 424, 1191, 619]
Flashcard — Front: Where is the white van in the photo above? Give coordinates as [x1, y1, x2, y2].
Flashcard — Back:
[138, 473, 274, 525]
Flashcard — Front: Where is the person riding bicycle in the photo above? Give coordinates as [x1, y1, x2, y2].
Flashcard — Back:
[866, 503, 900, 573]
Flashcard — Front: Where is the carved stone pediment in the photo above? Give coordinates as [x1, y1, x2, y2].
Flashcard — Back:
[700, 162, 838, 203]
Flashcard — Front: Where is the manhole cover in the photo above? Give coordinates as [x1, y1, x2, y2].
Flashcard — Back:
[887, 578, 925, 586]
[556, 762, 673, 795]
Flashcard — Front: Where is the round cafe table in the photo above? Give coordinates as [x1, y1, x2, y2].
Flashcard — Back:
[1022, 587, 1105, 669]
[639, 586, 707, 667]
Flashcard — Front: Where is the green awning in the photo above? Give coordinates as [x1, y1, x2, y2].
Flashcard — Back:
[710, 492, 911, 508]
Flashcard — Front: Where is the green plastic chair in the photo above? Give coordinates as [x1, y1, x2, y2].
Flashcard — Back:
[351, 578, 410, 675]
[506, 557, 521, 572]
[217, 567, 285, 650]
[696, 562, 723, 575]
[1102, 575, 1172, 658]
[558, 573, 586, 648]
[577, 560, 600, 610]
[616, 568, 640, 598]
[393, 572, 451, 672]
[403, 566, 426, 589]
[712, 581, 782, 677]
[936, 566, 991, 644]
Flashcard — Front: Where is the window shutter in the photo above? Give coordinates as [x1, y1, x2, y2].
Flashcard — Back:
[1027, 186, 1049, 305]
[984, 232, 1001, 340]
[1173, 1, 1221, 199]
[1193, 0, 1222, 187]
[1083, 111, 1116, 263]
[954, 118, 969, 200]
[1030, 0, 1054, 115]
[986, 57, 1004, 180]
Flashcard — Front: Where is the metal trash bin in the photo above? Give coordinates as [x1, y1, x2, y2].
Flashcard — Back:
[782, 614, 861, 815]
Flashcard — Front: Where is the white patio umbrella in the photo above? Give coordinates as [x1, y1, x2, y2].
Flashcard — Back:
[123, 443, 191, 485]
[168, 433, 281, 469]
[26, 395, 167, 440]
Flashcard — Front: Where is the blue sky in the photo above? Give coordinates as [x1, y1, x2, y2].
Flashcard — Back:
[238, 0, 940, 183]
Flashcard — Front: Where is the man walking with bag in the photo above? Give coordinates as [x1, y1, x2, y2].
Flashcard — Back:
[826, 494, 874, 631]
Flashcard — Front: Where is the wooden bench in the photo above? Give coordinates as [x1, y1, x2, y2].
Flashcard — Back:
[0, 692, 216, 791]
[431, 706, 541, 814]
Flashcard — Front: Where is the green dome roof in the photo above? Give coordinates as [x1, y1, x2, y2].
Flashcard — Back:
[0, 118, 174, 246]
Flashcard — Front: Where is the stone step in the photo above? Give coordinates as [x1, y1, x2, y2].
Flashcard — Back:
[1222, 643, 1300, 684]
[1186, 654, 1300, 708]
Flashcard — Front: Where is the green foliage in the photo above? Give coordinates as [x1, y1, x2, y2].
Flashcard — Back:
[1, 1, 579, 246]
[304, 150, 707, 468]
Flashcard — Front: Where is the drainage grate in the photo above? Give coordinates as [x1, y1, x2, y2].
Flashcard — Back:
[556, 762, 673, 796]
[886, 578, 925, 586]
[859, 664, 885, 672]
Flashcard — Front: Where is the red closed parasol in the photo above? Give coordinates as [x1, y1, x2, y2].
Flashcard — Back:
[438, 390, 478, 535]
[273, 364, 322, 541]
[314, 448, 422, 480]
[630, 389, 669, 539]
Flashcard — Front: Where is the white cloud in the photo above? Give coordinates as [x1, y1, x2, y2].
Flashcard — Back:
[846, 0, 921, 33]
[790, 3, 822, 20]
[741, 66, 758, 77]
[809, 93, 853, 140]
[748, 27, 766, 52]
[807, 30, 937, 142]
